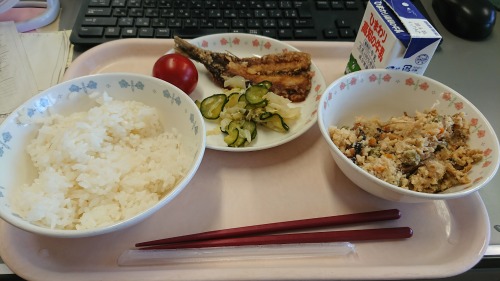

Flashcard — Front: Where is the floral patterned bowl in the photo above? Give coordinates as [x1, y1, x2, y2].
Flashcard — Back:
[0, 73, 206, 237]
[318, 69, 499, 203]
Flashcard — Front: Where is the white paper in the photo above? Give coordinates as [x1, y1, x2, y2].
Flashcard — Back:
[0, 21, 38, 118]
[0, 22, 72, 124]
[20, 30, 72, 91]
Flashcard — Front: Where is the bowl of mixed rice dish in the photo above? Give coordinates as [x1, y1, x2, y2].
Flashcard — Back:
[318, 69, 499, 203]
[0, 73, 206, 237]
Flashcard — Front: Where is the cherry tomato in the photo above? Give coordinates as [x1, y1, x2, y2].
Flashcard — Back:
[152, 53, 198, 95]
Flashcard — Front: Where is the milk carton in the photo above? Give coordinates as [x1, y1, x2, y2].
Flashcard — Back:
[345, 0, 442, 74]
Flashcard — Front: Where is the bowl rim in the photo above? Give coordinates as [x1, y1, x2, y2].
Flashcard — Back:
[0, 72, 207, 238]
[318, 69, 500, 200]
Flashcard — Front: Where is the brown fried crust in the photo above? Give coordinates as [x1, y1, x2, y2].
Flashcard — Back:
[174, 36, 312, 102]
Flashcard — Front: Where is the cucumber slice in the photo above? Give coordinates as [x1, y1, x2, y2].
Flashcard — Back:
[200, 94, 227, 119]
[245, 84, 268, 105]
[224, 121, 241, 145]
[261, 113, 289, 133]
[242, 120, 257, 140]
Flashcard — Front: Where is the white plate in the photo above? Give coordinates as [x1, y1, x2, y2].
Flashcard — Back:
[170, 33, 327, 152]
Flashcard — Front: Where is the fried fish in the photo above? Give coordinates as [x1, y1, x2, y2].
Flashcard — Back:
[173, 36, 313, 102]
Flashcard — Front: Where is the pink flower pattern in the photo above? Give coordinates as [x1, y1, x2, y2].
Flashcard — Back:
[315, 84, 321, 93]
[442, 92, 451, 101]
[383, 74, 391, 82]
[477, 130, 486, 138]
[419, 82, 429, 91]
[470, 118, 478, 126]
[202, 40, 208, 48]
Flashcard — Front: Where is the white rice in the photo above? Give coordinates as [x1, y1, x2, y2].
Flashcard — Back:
[11, 94, 190, 230]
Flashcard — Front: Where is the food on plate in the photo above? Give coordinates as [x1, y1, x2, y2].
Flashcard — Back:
[10, 93, 190, 230]
[173, 36, 312, 102]
[152, 53, 198, 94]
[329, 109, 483, 193]
[197, 80, 300, 147]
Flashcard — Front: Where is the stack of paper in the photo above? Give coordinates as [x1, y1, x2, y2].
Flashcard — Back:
[0, 21, 72, 123]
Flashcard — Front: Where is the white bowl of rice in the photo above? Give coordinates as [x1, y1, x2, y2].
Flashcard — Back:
[318, 69, 499, 203]
[0, 73, 206, 237]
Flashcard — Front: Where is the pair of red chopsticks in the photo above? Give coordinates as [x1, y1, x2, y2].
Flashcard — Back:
[135, 209, 413, 250]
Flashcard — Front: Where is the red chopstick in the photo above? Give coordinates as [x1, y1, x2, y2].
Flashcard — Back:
[139, 227, 413, 250]
[136, 209, 402, 248]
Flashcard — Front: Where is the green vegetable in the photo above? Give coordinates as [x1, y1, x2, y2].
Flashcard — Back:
[260, 113, 289, 133]
[245, 84, 268, 105]
[200, 94, 227, 119]
[197, 81, 299, 147]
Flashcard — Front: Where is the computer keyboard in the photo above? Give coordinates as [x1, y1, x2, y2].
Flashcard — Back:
[69, 0, 428, 49]
[69, 0, 369, 48]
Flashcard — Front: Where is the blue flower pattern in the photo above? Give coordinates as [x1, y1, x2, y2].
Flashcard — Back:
[119, 79, 130, 88]
[0, 132, 11, 158]
[163, 90, 182, 105]
[119, 80, 145, 91]
[68, 80, 98, 94]
[2, 132, 12, 143]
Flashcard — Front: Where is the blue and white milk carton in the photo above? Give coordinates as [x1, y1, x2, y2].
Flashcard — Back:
[345, 0, 442, 74]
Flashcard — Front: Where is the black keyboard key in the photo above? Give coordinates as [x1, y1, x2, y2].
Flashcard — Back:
[331, 1, 344, 9]
[168, 19, 182, 28]
[129, 8, 143, 17]
[78, 26, 104, 37]
[111, 0, 126, 7]
[151, 18, 167, 27]
[82, 17, 117, 26]
[339, 28, 355, 38]
[138, 28, 154, 37]
[294, 29, 317, 38]
[262, 29, 277, 38]
[113, 8, 127, 16]
[86, 8, 112, 16]
[145, 8, 159, 17]
[184, 19, 198, 28]
[89, 0, 110, 7]
[315, 0, 329, 9]
[121, 27, 137, 37]
[118, 17, 134, 26]
[278, 28, 293, 39]
[135, 18, 150, 27]
[323, 28, 338, 38]
[216, 19, 231, 28]
[104, 26, 120, 37]
[200, 19, 215, 28]
[294, 19, 314, 27]
[155, 28, 171, 37]
[345, 0, 359, 9]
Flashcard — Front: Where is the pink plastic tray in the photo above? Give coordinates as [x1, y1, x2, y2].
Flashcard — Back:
[0, 38, 490, 281]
